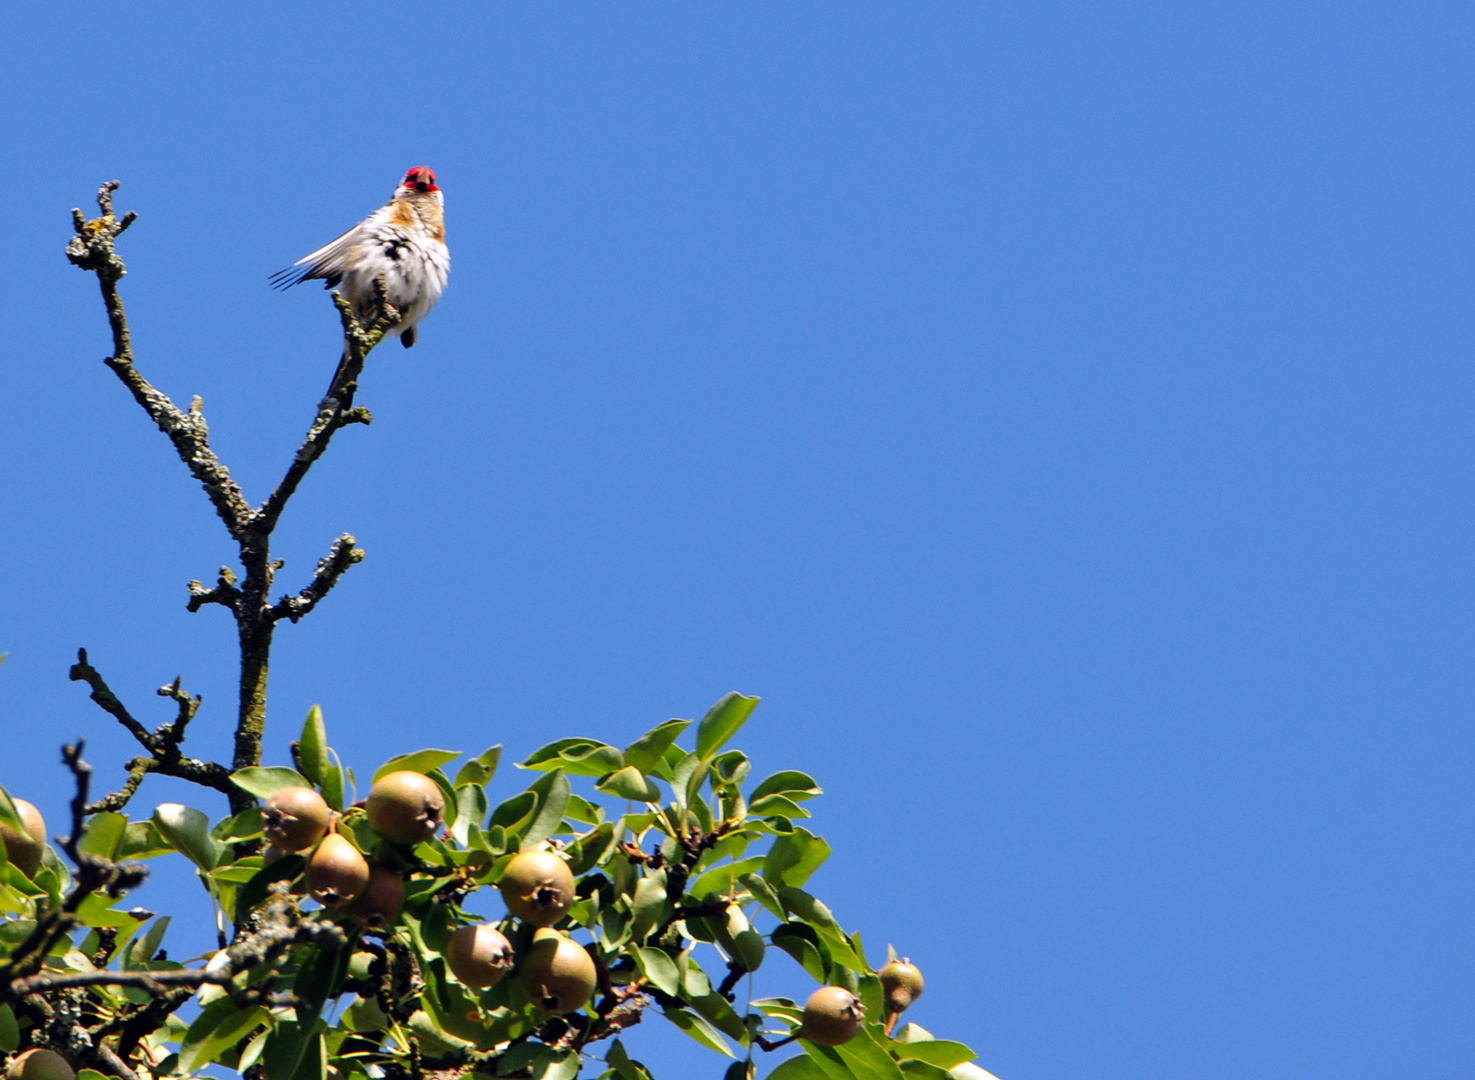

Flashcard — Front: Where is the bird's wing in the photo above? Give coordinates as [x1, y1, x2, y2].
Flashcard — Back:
[269, 219, 371, 291]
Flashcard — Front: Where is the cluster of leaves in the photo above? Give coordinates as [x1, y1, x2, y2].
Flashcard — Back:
[0, 695, 979, 1080]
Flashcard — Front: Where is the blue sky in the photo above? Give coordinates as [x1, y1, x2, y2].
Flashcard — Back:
[3, 4, 1472, 1077]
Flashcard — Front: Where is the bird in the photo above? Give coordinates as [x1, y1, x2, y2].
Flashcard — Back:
[271, 166, 450, 352]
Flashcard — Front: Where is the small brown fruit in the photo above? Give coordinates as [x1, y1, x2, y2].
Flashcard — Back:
[262, 787, 331, 852]
[304, 832, 369, 908]
[879, 957, 924, 1014]
[445, 923, 515, 988]
[518, 932, 596, 1014]
[499, 850, 575, 927]
[346, 864, 405, 929]
[365, 772, 445, 846]
[0, 799, 48, 879]
[801, 986, 865, 1046]
[6, 1049, 74, 1080]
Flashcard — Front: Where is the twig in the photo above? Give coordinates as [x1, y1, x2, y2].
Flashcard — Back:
[67, 186, 253, 539]
[69, 650, 234, 812]
[255, 287, 397, 536]
[186, 566, 241, 614]
[269, 534, 365, 623]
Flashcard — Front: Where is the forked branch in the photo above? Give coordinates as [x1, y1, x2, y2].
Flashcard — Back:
[66, 180, 390, 809]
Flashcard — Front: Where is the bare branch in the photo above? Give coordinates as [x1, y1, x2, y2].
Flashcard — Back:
[67, 180, 389, 816]
[155, 676, 201, 742]
[254, 288, 398, 536]
[67, 184, 253, 538]
[10, 888, 343, 1002]
[70, 648, 154, 751]
[69, 650, 235, 811]
[269, 534, 365, 623]
[87, 756, 152, 815]
[187, 565, 241, 614]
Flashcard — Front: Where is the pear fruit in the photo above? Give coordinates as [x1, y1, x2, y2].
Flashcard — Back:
[445, 923, 515, 988]
[0, 799, 47, 879]
[6, 1049, 74, 1080]
[262, 787, 331, 852]
[499, 850, 575, 927]
[304, 832, 369, 908]
[800, 986, 865, 1046]
[365, 772, 444, 846]
[346, 864, 404, 929]
[879, 957, 924, 1014]
[519, 931, 596, 1014]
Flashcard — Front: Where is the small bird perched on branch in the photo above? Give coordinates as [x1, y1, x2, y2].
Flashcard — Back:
[271, 167, 449, 350]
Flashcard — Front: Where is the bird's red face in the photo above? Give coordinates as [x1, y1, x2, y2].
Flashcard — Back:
[401, 167, 439, 193]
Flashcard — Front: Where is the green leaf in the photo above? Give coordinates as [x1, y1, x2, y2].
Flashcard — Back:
[179, 997, 267, 1073]
[235, 854, 305, 917]
[662, 1007, 733, 1056]
[298, 705, 331, 789]
[725, 1060, 757, 1080]
[710, 750, 750, 789]
[452, 784, 488, 847]
[454, 745, 502, 787]
[712, 903, 765, 973]
[0, 788, 25, 841]
[598, 766, 661, 802]
[125, 915, 170, 968]
[779, 889, 868, 972]
[898, 1062, 953, 1080]
[231, 766, 311, 799]
[151, 803, 219, 870]
[732, 925, 766, 974]
[606, 1039, 655, 1080]
[833, 1026, 907, 1080]
[690, 991, 749, 1044]
[239, 1029, 271, 1075]
[211, 807, 264, 842]
[688, 857, 765, 901]
[565, 794, 603, 825]
[764, 828, 831, 887]
[750, 771, 823, 802]
[777, 887, 839, 933]
[323, 747, 346, 812]
[0, 1004, 18, 1052]
[531, 1048, 580, 1080]
[623, 719, 690, 774]
[629, 873, 668, 944]
[568, 821, 617, 876]
[772, 922, 828, 982]
[766, 1058, 829, 1080]
[893, 1042, 976, 1070]
[521, 738, 624, 778]
[633, 946, 681, 996]
[739, 872, 786, 919]
[670, 752, 703, 811]
[374, 749, 461, 783]
[749, 794, 812, 819]
[489, 791, 537, 833]
[114, 820, 173, 860]
[78, 812, 127, 860]
[695, 692, 759, 761]
[522, 769, 571, 847]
